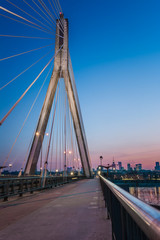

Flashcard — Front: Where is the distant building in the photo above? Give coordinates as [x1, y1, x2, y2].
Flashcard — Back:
[112, 160, 116, 171]
[118, 162, 122, 170]
[155, 162, 160, 171]
[67, 167, 72, 173]
[135, 164, 142, 171]
[127, 163, 132, 171]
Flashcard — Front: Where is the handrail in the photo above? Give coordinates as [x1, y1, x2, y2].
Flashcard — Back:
[99, 174, 160, 240]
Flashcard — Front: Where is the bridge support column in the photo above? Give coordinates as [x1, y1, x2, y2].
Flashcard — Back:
[25, 14, 92, 178]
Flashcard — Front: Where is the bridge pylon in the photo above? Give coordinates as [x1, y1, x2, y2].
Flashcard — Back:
[24, 14, 92, 178]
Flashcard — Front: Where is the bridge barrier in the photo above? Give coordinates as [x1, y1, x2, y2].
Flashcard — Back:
[0, 175, 85, 201]
[99, 175, 160, 240]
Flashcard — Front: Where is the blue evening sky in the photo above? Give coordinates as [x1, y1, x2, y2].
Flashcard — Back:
[0, 0, 160, 169]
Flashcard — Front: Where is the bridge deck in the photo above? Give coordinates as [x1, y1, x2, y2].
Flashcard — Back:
[0, 178, 111, 240]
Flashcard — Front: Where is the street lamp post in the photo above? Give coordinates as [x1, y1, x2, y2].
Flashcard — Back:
[63, 151, 67, 177]
[63, 150, 72, 177]
[35, 131, 49, 176]
[35, 132, 43, 175]
[18, 167, 23, 177]
[100, 156, 103, 166]
[8, 163, 12, 175]
[42, 160, 48, 187]
[55, 169, 58, 176]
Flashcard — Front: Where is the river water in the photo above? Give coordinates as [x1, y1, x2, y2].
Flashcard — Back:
[130, 187, 160, 206]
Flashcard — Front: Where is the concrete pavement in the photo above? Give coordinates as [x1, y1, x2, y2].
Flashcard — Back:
[0, 178, 112, 240]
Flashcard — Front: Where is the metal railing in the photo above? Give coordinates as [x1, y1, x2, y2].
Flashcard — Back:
[0, 175, 85, 201]
[99, 175, 160, 240]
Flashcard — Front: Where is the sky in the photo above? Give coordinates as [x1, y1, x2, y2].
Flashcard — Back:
[0, 0, 160, 170]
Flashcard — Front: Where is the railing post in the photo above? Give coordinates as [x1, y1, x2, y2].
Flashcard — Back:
[39, 177, 42, 189]
[30, 178, 33, 194]
[19, 179, 23, 197]
[120, 205, 126, 240]
[3, 180, 9, 201]
[11, 180, 14, 195]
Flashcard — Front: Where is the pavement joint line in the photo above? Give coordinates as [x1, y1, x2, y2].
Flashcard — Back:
[57, 190, 101, 198]
[88, 206, 98, 209]
[90, 202, 97, 205]
[52, 204, 62, 207]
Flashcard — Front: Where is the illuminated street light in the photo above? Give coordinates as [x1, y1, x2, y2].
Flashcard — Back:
[8, 163, 13, 174]
[36, 132, 49, 137]
[64, 150, 72, 154]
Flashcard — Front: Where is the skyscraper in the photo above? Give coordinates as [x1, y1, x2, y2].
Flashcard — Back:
[155, 162, 160, 170]
[127, 163, 132, 171]
[118, 162, 122, 170]
[135, 164, 142, 171]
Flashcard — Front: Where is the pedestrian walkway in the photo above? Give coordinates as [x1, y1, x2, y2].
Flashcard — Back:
[0, 178, 112, 240]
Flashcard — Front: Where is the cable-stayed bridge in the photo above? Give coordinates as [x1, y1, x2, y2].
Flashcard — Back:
[0, 1, 160, 240]
[0, 0, 92, 179]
